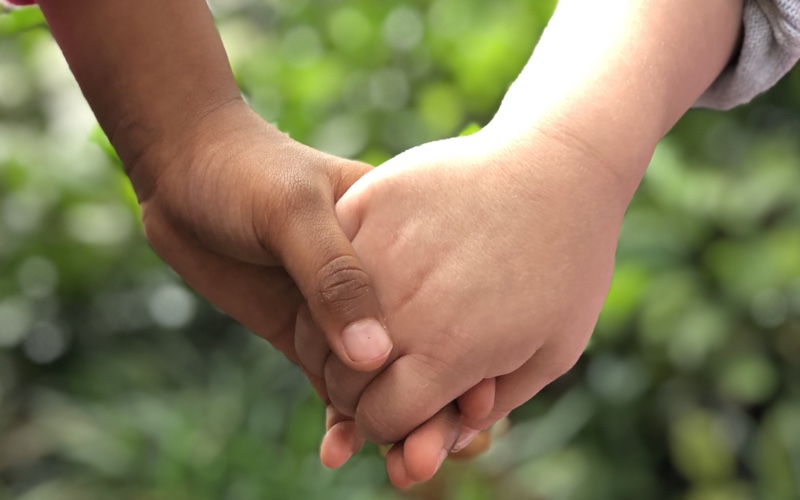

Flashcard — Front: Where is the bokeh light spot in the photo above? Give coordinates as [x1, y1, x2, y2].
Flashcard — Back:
[148, 284, 197, 329]
[23, 322, 68, 365]
[65, 202, 132, 247]
[17, 256, 59, 299]
[383, 6, 424, 52]
[0, 296, 33, 347]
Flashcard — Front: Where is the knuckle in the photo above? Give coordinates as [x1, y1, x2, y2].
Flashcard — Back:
[408, 347, 464, 385]
[352, 352, 463, 445]
[356, 404, 404, 445]
[408, 351, 448, 378]
[489, 399, 522, 424]
[324, 362, 359, 417]
[256, 174, 325, 245]
[280, 172, 327, 214]
[327, 389, 356, 419]
[546, 349, 582, 381]
[140, 206, 173, 255]
[482, 409, 511, 428]
[140, 209, 160, 245]
[316, 255, 373, 314]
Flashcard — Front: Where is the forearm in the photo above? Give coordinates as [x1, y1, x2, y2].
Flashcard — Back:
[37, 0, 242, 171]
[487, 0, 743, 193]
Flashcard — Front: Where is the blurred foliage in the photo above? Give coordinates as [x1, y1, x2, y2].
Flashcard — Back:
[2, 0, 800, 499]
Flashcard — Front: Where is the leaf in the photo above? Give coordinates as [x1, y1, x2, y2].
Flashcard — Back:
[459, 122, 482, 137]
[89, 124, 122, 166]
[0, 7, 45, 36]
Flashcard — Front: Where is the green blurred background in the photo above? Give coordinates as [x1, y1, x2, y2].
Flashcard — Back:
[2, 1, 800, 499]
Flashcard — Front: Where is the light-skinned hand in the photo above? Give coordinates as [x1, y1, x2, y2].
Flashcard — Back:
[298, 125, 632, 486]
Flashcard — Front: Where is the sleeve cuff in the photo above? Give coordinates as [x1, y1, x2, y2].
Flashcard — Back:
[697, 0, 800, 110]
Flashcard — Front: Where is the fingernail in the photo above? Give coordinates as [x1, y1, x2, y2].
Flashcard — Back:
[342, 319, 392, 364]
[436, 449, 448, 471]
[452, 428, 480, 453]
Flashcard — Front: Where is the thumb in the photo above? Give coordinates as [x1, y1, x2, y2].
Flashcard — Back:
[277, 179, 391, 372]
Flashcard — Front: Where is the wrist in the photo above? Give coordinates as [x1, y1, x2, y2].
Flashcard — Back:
[483, 0, 743, 200]
[482, 105, 656, 212]
[110, 90, 245, 165]
[38, 0, 246, 191]
[120, 96, 258, 202]
[459, 123, 634, 243]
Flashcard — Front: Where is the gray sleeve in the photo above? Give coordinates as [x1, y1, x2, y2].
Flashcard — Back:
[696, 0, 800, 110]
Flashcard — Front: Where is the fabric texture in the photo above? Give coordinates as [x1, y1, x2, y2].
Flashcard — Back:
[698, 0, 800, 109]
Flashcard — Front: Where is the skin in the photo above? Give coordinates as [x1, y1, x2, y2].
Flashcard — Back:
[30, 0, 746, 489]
[302, 0, 746, 488]
[36, 0, 396, 380]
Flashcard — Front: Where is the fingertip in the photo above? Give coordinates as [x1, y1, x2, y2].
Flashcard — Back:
[332, 167, 370, 241]
[341, 319, 393, 371]
[403, 436, 442, 482]
[457, 378, 496, 425]
[402, 411, 460, 482]
[449, 428, 494, 461]
[320, 433, 350, 469]
[320, 421, 362, 469]
[386, 444, 414, 490]
[451, 426, 480, 453]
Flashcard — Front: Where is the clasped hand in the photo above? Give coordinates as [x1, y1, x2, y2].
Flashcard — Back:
[131, 96, 633, 487]
[295, 124, 631, 487]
